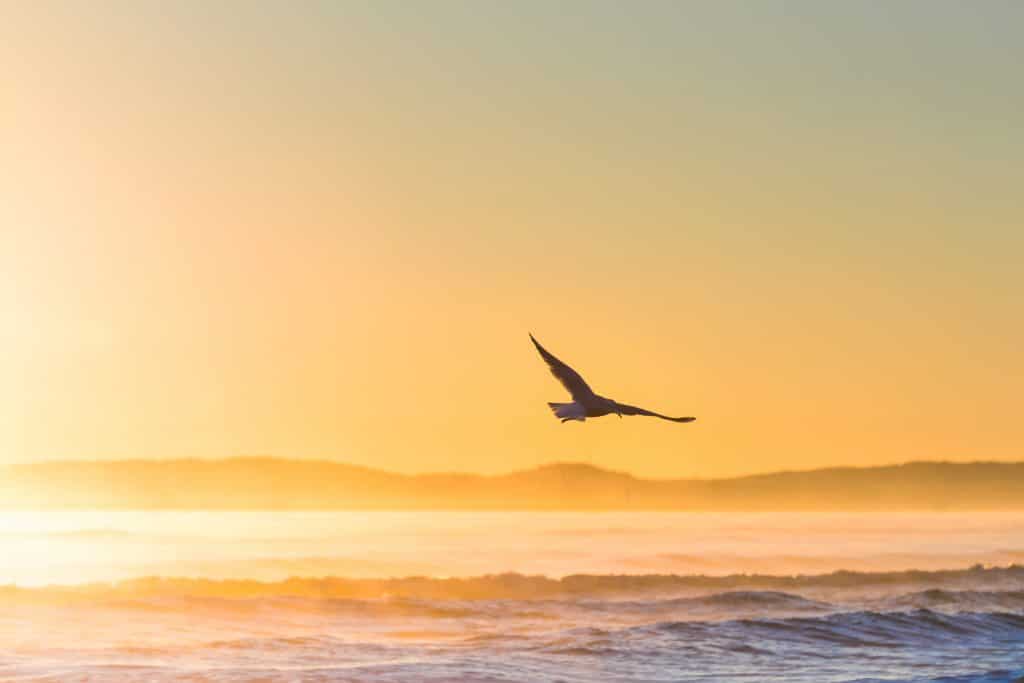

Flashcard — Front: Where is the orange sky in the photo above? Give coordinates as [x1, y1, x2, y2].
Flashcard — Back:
[2, 3, 1022, 477]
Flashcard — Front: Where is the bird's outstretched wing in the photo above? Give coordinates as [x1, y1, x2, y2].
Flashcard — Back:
[612, 401, 696, 423]
[530, 334, 595, 400]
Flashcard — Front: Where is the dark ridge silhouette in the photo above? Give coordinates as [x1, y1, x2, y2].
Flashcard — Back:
[1, 458, 1023, 510]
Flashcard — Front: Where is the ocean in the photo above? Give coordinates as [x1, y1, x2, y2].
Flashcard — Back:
[1, 511, 1023, 682]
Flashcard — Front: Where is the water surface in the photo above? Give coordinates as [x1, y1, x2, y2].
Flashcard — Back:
[2, 511, 1023, 682]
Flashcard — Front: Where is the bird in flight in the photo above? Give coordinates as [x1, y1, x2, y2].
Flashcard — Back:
[530, 334, 696, 424]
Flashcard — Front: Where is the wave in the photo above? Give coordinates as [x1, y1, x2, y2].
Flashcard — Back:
[565, 590, 835, 620]
[646, 609, 1024, 648]
[509, 610, 1024, 663]
[677, 589, 832, 610]
[32, 609, 1024, 665]
[8, 595, 1024, 682]
[17, 591, 830, 624]
[5, 564, 1023, 602]
[877, 589, 1024, 612]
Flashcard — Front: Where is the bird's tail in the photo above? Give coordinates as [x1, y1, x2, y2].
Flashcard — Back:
[548, 402, 586, 422]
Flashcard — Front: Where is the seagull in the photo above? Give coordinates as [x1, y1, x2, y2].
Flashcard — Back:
[530, 334, 696, 424]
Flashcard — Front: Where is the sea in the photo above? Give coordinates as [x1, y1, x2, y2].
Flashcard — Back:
[1, 511, 1023, 682]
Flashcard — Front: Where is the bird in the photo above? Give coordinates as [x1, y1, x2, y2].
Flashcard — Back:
[529, 333, 696, 424]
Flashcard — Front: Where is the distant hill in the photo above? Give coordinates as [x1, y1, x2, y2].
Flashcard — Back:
[1, 458, 1022, 510]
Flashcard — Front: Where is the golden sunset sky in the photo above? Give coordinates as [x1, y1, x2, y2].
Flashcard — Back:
[2, 2, 1022, 478]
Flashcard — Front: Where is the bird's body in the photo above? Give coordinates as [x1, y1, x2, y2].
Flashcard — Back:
[547, 398, 616, 421]
[529, 334, 696, 424]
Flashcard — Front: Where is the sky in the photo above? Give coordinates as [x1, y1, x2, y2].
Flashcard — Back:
[2, 1, 1022, 478]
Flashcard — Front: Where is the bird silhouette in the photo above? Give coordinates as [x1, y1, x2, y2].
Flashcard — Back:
[530, 334, 696, 424]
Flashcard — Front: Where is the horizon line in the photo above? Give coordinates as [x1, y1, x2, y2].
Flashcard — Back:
[5, 455, 1022, 483]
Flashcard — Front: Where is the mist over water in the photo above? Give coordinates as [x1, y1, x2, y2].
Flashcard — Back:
[4, 511, 1024, 585]
[2, 512, 1024, 682]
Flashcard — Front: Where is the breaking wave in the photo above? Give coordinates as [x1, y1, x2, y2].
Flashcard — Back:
[6, 563, 1023, 602]
[5, 566, 1024, 682]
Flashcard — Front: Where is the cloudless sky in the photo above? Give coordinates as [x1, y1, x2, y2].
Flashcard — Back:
[2, 1, 1022, 477]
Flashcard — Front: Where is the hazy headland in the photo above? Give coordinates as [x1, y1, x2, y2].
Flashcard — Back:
[3, 458, 1022, 510]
